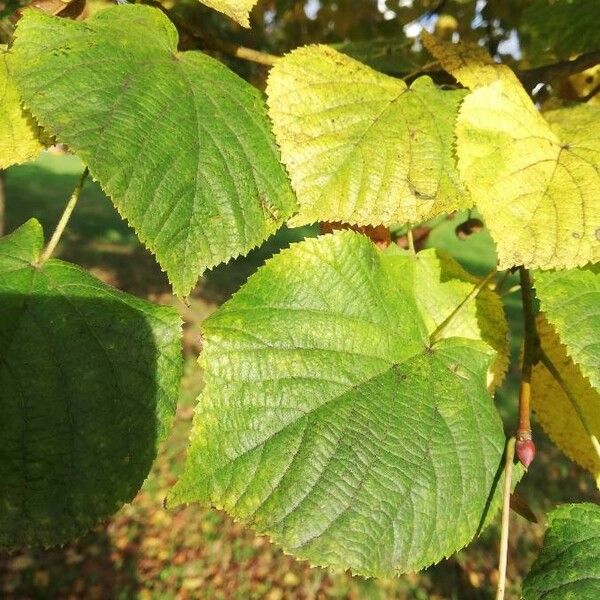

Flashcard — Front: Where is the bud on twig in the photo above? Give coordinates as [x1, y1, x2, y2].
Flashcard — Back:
[515, 432, 536, 468]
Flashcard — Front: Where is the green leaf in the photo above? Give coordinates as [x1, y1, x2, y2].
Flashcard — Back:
[10, 5, 296, 297]
[0, 219, 182, 548]
[521, 0, 600, 66]
[171, 231, 510, 577]
[266, 45, 470, 228]
[0, 49, 43, 169]
[425, 35, 600, 270]
[331, 37, 428, 75]
[410, 247, 508, 390]
[199, 0, 257, 27]
[535, 265, 600, 391]
[523, 503, 600, 600]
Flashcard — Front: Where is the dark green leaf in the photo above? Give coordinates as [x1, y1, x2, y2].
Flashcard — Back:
[0, 219, 182, 548]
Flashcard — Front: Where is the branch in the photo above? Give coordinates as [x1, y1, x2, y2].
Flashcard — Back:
[38, 167, 88, 265]
[516, 267, 539, 468]
[400, 51, 600, 89]
[146, 0, 278, 66]
[519, 51, 600, 89]
[496, 437, 516, 600]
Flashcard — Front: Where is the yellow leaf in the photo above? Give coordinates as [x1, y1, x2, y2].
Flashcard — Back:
[200, 0, 257, 27]
[422, 31, 518, 92]
[267, 45, 470, 227]
[0, 50, 43, 169]
[423, 34, 600, 269]
[532, 316, 600, 487]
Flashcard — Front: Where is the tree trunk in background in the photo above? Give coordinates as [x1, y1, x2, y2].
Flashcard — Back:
[0, 169, 5, 237]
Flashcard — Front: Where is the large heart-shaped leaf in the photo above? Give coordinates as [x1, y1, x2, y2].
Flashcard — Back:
[535, 265, 600, 390]
[424, 35, 600, 270]
[170, 231, 510, 576]
[0, 219, 182, 548]
[266, 45, 470, 227]
[10, 6, 296, 297]
[0, 49, 43, 169]
[523, 503, 600, 599]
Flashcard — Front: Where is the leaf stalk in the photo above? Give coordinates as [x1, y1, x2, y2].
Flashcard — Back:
[38, 166, 89, 265]
[496, 437, 516, 600]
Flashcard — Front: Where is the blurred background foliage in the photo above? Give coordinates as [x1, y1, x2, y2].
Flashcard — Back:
[0, 0, 599, 598]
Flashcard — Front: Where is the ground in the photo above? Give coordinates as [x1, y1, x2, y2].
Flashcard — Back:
[1, 153, 598, 599]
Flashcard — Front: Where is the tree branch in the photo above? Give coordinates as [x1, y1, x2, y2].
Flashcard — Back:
[519, 51, 600, 89]
[516, 267, 540, 468]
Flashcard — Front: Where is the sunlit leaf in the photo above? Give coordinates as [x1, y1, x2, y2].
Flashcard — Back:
[267, 45, 470, 227]
[410, 247, 508, 390]
[535, 265, 600, 390]
[10, 6, 296, 297]
[424, 35, 600, 270]
[0, 49, 43, 169]
[200, 0, 257, 27]
[171, 231, 511, 577]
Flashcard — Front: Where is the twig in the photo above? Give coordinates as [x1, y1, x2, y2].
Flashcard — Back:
[230, 45, 278, 66]
[402, 60, 439, 82]
[494, 270, 512, 295]
[496, 437, 516, 600]
[38, 167, 89, 265]
[145, 0, 278, 66]
[519, 51, 600, 89]
[539, 349, 600, 461]
[430, 269, 496, 344]
[401, 50, 600, 87]
[405, 222, 416, 255]
[515, 267, 539, 467]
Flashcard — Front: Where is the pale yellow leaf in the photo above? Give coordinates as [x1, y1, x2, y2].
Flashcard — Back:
[0, 50, 43, 169]
[458, 89, 599, 269]
[200, 0, 256, 27]
[423, 35, 600, 269]
[267, 45, 470, 227]
[422, 31, 517, 90]
[532, 316, 600, 487]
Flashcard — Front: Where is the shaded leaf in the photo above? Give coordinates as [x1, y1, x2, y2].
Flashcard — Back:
[523, 503, 600, 599]
[171, 231, 510, 577]
[266, 45, 470, 228]
[531, 316, 600, 486]
[521, 0, 600, 66]
[331, 37, 427, 74]
[10, 6, 296, 297]
[0, 219, 182, 548]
